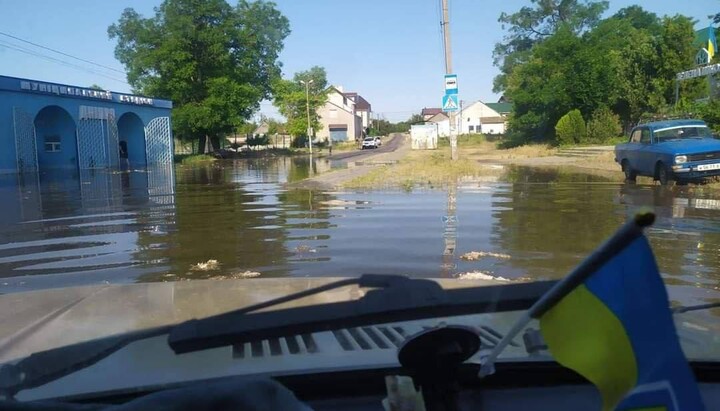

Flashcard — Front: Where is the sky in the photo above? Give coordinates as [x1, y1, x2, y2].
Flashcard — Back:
[0, 0, 717, 122]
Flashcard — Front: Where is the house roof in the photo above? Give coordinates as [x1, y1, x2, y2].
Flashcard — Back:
[694, 26, 718, 48]
[345, 92, 371, 111]
[485, 102, 512, 114]
[427, 112, 449, 123]
[421, 107, 443, 116]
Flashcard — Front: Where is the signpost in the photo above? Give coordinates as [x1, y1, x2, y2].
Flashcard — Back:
[442, 94, 459, 112]
[445, 74, 458, 94]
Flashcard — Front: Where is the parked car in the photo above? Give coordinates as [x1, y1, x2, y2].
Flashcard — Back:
[614, 119, 720, 185]
[361, 137, 379, 149]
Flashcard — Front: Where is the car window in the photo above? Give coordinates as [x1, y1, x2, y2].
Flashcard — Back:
[640, 129, 651, 144]
[630, 130, 641, 143]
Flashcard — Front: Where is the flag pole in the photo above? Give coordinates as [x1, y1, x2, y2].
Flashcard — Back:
[478, 211, 655, 378]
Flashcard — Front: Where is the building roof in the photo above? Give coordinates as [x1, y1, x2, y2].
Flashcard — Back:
[421, 107, 443, 116]
[694, 26, 717, 48]
[426, 112, 449, 123]
[485, 102, 512, 114]
[345, 92, 371, 111]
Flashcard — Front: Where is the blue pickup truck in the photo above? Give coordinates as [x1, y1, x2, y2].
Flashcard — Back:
[615, 119, 720, 185]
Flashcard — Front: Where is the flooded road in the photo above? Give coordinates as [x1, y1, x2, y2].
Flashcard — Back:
[0, 157, 718, 313]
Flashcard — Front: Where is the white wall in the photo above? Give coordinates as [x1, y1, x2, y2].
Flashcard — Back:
[481, 123, 505, 135]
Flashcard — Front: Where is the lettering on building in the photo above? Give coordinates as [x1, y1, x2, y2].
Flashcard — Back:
[18, 80, 154, 105]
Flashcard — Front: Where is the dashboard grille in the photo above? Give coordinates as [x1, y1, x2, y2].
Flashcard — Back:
[232, 324, 516, 358]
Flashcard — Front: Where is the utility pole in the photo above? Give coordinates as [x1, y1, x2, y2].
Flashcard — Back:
[441, 0, 458, 160]
[300, 79, 314, 154]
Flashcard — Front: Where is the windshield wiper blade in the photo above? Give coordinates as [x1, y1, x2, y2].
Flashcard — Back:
[0, 326, 170, 398]
[168, 274, 556, 354]
[672, 302, 720, 314]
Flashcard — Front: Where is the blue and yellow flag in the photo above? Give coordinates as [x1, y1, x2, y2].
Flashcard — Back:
[539, 236, 705, 411]
[708, 25, 717, 61]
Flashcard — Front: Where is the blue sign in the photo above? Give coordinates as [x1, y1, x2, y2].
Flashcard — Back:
[442, 94, 459, 112]
[0, 75, 173, 109]
[444, 74, 458, 94]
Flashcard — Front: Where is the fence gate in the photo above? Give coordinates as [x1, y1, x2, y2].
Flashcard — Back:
[12, 107, 38, 173]
[77, 106, 119, 169]
[145, 117, 173, 165]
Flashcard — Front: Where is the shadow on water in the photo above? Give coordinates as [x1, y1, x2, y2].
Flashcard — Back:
[0, 158, 717, 320]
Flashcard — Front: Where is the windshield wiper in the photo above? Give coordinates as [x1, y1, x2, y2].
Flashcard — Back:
[672, 302, 720, 314]
[168, 274, 556, 354]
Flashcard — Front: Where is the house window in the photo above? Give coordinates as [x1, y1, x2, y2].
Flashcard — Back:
[469, 125, 475, 132]
[343, 96, 347, 106]
[44, 135, 61, 152]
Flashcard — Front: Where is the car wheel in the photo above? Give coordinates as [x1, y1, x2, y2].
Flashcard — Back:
[621, 160, 636, 183]
[656, 162, 674, 186]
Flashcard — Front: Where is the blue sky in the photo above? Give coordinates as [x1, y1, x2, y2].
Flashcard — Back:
[0, 0, 717, 122]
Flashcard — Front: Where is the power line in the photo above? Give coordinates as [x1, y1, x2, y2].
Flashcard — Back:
[0, 40, 129, 85]
[0, 31, 126, 74]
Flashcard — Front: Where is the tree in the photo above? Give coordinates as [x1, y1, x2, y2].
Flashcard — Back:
[493, 0, 608, 92]
[272, 66, 329, 143]
[555, 109, 586, 145]
[587, 107, 621, 143]
[108, 0, 290, 153]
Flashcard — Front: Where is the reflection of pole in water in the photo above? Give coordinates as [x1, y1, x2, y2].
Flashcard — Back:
[441, 183, 457, 277]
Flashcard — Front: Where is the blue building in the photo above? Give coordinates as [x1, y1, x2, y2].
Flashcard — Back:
[0, 75, 173, 174]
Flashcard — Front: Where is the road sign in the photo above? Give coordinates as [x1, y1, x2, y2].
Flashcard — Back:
[445, 74, 458, 94]
[442, 94, 459, 112]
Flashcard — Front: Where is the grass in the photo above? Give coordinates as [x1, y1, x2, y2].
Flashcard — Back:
[175, 154, 217, 165]
[331, 141, 359, 153]
[342, 148, 504, 189]
[438, 134, 487, 147]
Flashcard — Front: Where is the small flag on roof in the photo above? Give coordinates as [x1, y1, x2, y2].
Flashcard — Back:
[480, 212, 705, 410]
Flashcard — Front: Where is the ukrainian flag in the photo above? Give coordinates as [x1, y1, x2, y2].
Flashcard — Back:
[540, 235, 705, 411]
[708, 25, 717, 61]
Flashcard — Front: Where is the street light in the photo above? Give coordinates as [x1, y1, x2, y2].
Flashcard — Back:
[300, 79, 314, 154]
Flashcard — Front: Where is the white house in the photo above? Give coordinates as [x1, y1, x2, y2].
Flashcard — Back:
[458, 101, 511, 135]
[316, 86, 363, 142]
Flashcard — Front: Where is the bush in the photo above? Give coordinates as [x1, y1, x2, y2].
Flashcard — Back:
[587, 107, 622, 143]
[555, 109, 586, 145]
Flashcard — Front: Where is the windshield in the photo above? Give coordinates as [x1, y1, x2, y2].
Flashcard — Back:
[655, 126, 713, 141]
[1, 0, 719, 401]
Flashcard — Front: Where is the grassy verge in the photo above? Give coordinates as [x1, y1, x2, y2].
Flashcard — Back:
[343, 149, 504, 190]
[331, 141, 359, 153]
[438, 134, 488, 147]
[175, 154, 217, 165]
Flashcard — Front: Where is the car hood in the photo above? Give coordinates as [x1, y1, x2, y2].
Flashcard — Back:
[0, 277, 503, 365]
[655, 138, 720, 154]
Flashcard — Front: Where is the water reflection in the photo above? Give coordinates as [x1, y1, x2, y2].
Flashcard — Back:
[0, 158, 717, 317]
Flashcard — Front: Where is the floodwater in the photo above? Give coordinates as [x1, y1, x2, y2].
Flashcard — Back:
[0, 157, 719, 314]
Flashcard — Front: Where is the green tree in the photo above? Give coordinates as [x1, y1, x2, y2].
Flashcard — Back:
[493, 0, 608, 93]
[108, 0, 290, 153]
[272, 66, 329, 143]
[555, 109, 586, 145]
[587, 107, 622, 143]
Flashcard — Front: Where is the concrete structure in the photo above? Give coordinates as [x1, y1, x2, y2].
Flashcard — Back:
[0, 75, 173, 174]
[459, 101, 510, 135]
[316, 86, 364, 142]
[410, 124, 438, 150]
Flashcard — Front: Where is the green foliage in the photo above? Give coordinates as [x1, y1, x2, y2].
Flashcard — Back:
[438, 134, 486, 147]
[108, 0, 290, 151]
[247, 134, 270, 148]
[587, 107, 622, 143]
[272, 66, 329, 138]
[500, 3, 697, 143]
[176, 154, 217, 164]
[493, 0, 609, 93]
[555, 110, 586, 145]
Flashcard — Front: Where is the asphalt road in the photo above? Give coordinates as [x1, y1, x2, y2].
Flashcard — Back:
[328, 133, 405, 161]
